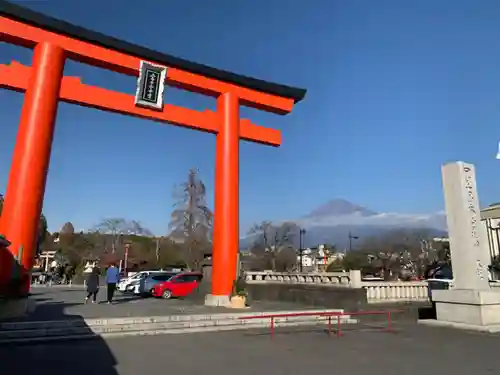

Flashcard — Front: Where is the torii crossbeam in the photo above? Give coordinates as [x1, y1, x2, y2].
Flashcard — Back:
[0, 1, 306, 304]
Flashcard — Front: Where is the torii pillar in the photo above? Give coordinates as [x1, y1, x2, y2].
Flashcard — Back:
[0, 1, 307, 302]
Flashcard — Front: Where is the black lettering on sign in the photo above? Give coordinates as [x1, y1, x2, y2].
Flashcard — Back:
[140, 68, 161, 104]
[134, 61, 168, 110]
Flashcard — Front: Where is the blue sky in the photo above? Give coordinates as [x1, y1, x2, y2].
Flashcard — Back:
[1, 0, 500, 235]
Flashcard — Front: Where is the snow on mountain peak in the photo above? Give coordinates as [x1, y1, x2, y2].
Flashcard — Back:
[298, 199, 446, 231]
[304, 198, 377, 219]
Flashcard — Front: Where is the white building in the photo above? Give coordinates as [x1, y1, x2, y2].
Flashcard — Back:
[297, 245, 345, 272]
[481, 203, 500, 261]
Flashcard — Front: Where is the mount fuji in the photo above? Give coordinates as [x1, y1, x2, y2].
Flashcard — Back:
[240, 198, 447, 250]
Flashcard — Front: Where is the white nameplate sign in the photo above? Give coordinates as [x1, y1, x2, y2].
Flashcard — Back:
[134, 61, 168, 110]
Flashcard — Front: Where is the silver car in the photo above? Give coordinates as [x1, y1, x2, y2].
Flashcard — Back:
[118, 271, 163, 292]
[138, 272, 178, 296]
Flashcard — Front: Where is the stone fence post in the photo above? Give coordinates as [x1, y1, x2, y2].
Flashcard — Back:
[349, 270, 362, 288]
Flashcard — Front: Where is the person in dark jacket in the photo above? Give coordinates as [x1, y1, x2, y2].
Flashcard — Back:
[85, 267, 100, 304]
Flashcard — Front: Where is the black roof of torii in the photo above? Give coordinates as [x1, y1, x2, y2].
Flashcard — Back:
[0, 1, 307, 103]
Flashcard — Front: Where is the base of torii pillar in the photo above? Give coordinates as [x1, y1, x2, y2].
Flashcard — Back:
[0, 296, 34, 320]
[204, 294, 231, 307]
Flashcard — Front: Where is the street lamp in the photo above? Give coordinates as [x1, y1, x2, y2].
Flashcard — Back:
[348, 232, 359, 252]
[299, 228, 306, 272]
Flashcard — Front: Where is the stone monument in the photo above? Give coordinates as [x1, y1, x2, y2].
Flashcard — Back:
[429, 161, 500, 331]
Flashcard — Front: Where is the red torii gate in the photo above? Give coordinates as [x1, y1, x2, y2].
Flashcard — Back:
[0, 1, 306, 304]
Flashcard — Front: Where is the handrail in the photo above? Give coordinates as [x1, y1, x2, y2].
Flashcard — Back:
[239, 309, 400, 338]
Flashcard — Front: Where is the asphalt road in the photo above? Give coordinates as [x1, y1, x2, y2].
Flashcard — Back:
[1, 324, 498, 375]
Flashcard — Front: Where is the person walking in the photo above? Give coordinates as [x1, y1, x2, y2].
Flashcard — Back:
[105, 263, 120, 304]
[85, 267, 100, 304]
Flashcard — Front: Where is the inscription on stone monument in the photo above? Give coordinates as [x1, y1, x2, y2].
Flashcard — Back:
[442, 161, 490, 290]
[462, 165, 488, 282]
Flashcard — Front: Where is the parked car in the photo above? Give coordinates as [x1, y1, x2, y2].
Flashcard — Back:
[426, 264, 453, 303]
[151, 272, 203, 299]
[118, 270, 164, 293]
[137, 272, 179, 296]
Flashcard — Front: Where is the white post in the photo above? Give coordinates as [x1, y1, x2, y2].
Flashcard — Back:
[441, 162, 490, 290]
[349, 270, 362, 288]
[43, 254, 49, 272]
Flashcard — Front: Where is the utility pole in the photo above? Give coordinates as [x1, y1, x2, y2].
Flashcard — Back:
[348, 232, 359, 252]
[155, 237, 161, 264]
[123, 243, 130, 274]
[299, 228, 306, 272]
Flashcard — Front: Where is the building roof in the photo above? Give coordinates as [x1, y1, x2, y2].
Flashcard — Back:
[481, 204, 500, 220]
[0, 1, 307, 103]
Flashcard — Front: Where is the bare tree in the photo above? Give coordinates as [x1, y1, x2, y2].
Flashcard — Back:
[169, 169, 213, 270]
[275, 247, 298, 272]
[93, 218, 152, 253]
[351, 229, 444, 279]
[248, 221, 299, 271]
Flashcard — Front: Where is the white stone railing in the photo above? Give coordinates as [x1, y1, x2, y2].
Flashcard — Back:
[362, 281, 429, 303]
[244, 271, 500, 304]
[245, 271, 352, 285]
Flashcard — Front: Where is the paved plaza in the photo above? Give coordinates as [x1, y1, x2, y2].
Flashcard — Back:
[1, 323, 499, 375]
[1, 287, 499, 374]
[13, 286, 320, 321]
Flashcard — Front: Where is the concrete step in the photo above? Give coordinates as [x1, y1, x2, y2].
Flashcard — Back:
[0, 308, 347, 330]
[0, 319, 358, 344]
[0, 309, 357, 343]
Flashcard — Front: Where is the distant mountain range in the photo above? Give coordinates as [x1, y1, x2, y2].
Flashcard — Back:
[240, 198, 447, 250]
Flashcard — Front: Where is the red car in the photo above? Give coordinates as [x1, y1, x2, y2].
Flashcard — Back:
[151, 272, 203, 299]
